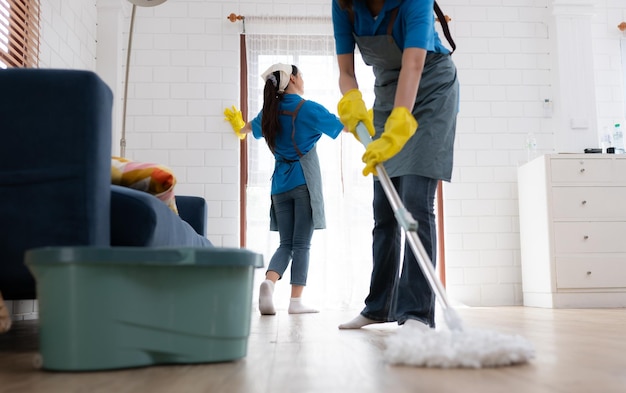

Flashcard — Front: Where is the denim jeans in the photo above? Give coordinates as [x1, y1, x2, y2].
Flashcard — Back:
[267, 185, 314, 286]
[361, 175, 439, 327]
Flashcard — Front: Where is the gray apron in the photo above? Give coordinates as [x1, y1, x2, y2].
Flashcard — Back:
[353, 8, 458, 181]
[269, 100, 326, 231]
[299, 145, 325, 229]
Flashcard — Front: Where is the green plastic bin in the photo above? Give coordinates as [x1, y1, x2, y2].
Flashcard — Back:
[25, 246, 263, 371]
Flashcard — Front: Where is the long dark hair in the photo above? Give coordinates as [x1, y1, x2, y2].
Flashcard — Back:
[261, 65, 298, 154]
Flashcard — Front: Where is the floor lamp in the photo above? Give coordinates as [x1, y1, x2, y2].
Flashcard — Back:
[120, 0, 168, 157]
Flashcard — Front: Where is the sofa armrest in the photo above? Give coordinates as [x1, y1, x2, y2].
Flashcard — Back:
[110, 185, 212, 248]
[176, 196, 208, 236]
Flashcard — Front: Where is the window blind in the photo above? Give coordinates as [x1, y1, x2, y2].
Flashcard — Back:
[0, 0, 40, 68]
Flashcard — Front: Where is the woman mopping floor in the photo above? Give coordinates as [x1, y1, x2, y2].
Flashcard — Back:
[331, 0, 533, 368]
[357, 124, 534, 369]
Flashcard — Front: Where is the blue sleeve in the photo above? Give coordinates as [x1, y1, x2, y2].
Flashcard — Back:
[299, 101, 344, 140]
[251, 111, 263, 139]
[399, 0, 436, 51]
[332, 0, 355, 55]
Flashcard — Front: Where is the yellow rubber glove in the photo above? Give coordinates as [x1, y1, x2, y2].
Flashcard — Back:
[362, 106, 418, 176]
[223, 105, 246, 140]
[337, 89, 375, 139]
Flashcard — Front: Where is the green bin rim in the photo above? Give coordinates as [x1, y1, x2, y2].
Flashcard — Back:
[25, 246, 264, 268]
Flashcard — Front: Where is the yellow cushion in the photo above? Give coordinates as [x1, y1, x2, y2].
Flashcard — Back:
[111, 156, 178, 214]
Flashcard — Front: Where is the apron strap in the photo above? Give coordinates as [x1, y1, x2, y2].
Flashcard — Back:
[434, 1, 456, 55]
[280, 99, 306, 158]
[386, 8, 399, 43]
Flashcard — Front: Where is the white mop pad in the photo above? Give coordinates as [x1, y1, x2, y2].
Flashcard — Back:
[384, 322, 535, 368]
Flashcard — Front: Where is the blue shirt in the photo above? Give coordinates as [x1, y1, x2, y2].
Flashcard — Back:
[332, 0, 450, 55]
[251, 94, 344, 195]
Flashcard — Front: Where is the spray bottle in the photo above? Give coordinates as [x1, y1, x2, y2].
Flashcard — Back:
[613, 123, 624, 154]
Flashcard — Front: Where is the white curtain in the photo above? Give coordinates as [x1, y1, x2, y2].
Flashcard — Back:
[243, 16, 377, 310]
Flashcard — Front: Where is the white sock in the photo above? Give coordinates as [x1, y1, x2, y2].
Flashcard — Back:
[259, 280, 276, 315]
[288, 298, 319, 314]
[338, 315, 382, 329]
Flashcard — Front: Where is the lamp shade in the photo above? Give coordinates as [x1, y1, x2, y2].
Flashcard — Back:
[128, 0, 167, 7]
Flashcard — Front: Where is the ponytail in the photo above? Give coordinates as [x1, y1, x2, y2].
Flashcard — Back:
[261, 65, 298, 153]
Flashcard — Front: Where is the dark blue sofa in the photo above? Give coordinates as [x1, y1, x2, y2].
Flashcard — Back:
[0, 68, 213, 300]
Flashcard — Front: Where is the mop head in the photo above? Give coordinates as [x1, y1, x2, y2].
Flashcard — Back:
[384, 322, 535, 368]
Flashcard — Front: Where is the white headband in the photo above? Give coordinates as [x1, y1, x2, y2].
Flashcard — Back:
[261, 63, 293, 93]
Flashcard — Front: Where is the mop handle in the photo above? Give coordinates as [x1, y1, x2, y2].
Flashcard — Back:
[356, 124, 456, 317]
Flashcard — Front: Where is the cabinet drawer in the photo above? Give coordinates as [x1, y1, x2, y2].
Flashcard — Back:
[552, 187, 626, 219]
[556, 257, 626, 289]
[614, 159, 626, 182]
[550, 158, 613, 183]
[553, 222, 626, 253]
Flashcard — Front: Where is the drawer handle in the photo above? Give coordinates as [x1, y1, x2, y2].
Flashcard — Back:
[583, 235, 589, 240]
[579, 168, 585, 173]
[581, 200, 587, 205]
[586, 271, 592, 275]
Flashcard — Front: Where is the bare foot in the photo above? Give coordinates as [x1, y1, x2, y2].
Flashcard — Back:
[338, 314, 382, 329]
[0, 292, 12, 333]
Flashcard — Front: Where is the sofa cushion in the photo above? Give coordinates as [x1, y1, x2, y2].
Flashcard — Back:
[111, 157, 178, 214]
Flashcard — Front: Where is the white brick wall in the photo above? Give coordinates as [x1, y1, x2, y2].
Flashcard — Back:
[19, 0, 626, 310]
[593, 1, 626, 130]
[444, 0, 543, 305]
[3, 300, 38, 322]
[114, 1, 244, 248]
[446, 0, 625, 306]
[39, 0, 98, 69]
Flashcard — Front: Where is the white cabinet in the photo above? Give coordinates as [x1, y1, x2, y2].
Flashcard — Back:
[518, 154, 626, 308]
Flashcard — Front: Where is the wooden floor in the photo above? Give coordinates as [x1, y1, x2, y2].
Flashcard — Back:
[1, 306, 625, 393]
